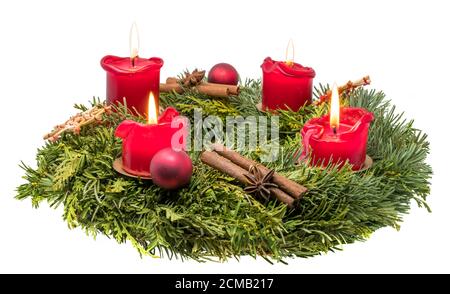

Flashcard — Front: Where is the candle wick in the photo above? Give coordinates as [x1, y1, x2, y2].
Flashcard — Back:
[332, 126, 337, 135]
[131, 56, 137, 68]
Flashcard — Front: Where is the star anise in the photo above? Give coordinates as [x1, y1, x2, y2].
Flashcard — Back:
[181, 69, 206, 87]
[243, 165, 278, 202]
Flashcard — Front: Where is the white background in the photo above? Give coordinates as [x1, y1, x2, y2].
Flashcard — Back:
[0, 0, 448, 273]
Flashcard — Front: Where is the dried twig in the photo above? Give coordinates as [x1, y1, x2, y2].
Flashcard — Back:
[44, 104, 112, 142]
[315, 75, 371, 105]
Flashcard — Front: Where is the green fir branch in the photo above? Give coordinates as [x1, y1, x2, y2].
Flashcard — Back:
[15, 81, 432, 262]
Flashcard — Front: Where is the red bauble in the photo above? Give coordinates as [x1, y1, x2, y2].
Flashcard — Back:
[207, 63, 239, 85]
[150, 148, 193, 190]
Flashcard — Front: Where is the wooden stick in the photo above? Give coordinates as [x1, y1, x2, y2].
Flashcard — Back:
[211, 144, 307, 199]
[200, 151, 294, 208]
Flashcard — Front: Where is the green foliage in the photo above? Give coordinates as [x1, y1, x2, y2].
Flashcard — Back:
[16, 81, 432, 262]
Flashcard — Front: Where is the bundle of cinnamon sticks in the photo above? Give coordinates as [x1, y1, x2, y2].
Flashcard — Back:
[160, 74, 239, 98]
[200, 144, 307, 208]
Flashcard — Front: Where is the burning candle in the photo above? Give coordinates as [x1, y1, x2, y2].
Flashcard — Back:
[101, 23, 163, 117]
[261, 40, 316, 111]
[115, 93, 187, 177]
[300, 84, 374, 170]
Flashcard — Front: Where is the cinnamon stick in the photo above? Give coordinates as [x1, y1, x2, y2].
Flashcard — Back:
[166, 77, 178, 84]
[196, 83, 233, 97]
[160, 82, 230, 97]
[160, 81, 239, 97]
[160, 83, 184, 94]
[211, 144, 307, 199]
[200, 151, 294, 207]
[206, 83, 240, 96]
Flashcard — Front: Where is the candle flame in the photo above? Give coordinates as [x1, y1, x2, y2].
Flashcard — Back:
[285, 39, 295, 67]
[148, 92, 158, 125]
[129, 22, 140, 66]
[330, 83, 340, 132]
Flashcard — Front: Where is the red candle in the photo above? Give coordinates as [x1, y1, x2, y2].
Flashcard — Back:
[101, 23, 163, 117]
[115, 94, 187, 177]
[101, 56, 163, 117]
[300, 85, 374, 170]
[261, 42, 315, 111]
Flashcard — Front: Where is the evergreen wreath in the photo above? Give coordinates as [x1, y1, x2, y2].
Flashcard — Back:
[16, 80, 432, 262]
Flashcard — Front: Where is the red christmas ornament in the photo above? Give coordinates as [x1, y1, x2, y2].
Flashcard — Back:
[150, 148, 193, 190]
[207, 63, 239, 85]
